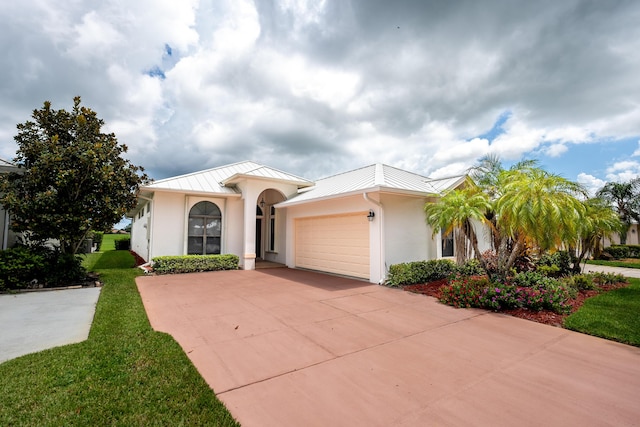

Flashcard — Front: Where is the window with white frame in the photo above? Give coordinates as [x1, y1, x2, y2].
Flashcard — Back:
[187, 201, 222, 255]
[441, 228, 454, 257]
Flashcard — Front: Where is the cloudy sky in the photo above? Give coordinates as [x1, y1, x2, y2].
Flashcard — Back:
[1, 0, 640, 195]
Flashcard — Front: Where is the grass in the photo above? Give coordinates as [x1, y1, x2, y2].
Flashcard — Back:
[99, 233, 128, 252]
[0, 248, 239, 426]
[586, 259, 640, 269]
[564, 278, 640, 346]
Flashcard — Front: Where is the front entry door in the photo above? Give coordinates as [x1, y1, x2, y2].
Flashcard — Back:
[255, 218, 262, 259]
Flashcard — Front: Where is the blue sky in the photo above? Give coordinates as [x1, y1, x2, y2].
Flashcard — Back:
[1, 0, 640, 203]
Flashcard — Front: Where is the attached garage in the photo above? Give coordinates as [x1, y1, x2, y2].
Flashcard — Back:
[295, 212, 370, 279]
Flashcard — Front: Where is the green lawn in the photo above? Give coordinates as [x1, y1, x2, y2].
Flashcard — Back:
[100, 233, 128, 252]
[0, 249, 239, 426]
[586, 259, 640, 269]
[564, 278, 640, 346]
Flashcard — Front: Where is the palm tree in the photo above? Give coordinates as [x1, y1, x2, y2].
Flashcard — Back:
[424, 186, 491, 266]
[496, 166, 586, 253]
[428, 157, 589, 280]
[596, 179, 640, 244]
[575, 198, 622, 267]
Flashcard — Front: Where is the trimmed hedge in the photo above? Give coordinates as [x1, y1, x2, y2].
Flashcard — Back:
[603, 244, 640, 259]
[386, 259, 456, 287]
[114, 237, 131, 250]
[152, 254, 240, 274]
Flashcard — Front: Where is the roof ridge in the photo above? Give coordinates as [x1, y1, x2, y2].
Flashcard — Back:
[424, 174, 466, 182]
[374, 163, 385, 186]
[149, 160, 261, 184]
[316, 164, 376, 181]
[244, 164, 313, 183]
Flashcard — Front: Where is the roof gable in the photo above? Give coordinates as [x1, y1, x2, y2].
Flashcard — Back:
[278, 163, 466, 206]
[142, 161, 313, 195]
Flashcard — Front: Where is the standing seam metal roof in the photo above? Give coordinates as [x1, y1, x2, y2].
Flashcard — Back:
[279, 163, 466, 206]
[142, 161, 313, 194]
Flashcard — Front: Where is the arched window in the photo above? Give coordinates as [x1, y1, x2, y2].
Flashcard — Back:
[188, 201, 221, 255]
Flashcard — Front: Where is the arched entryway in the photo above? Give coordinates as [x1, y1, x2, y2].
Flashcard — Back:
[256, 189, 286, 261]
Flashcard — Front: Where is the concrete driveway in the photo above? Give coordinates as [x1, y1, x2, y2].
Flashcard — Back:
[0, 287, 101, 363]
[137, 268, 640, 426]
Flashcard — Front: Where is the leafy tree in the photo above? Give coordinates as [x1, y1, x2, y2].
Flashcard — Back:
[596, 179, 640, 244]
[0, 97, 147, 254]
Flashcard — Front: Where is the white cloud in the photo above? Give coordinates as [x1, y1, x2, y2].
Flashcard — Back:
[1, 0, 640, 183]
[577, 173, 605, 196]
[544, 143, 568, 157]
[605, 160, 640, 182]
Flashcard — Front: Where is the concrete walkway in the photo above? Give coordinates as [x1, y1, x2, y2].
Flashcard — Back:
[137, 269, 640, 426]
[582, 262, 640, 278]
[0, 287, 101, 363]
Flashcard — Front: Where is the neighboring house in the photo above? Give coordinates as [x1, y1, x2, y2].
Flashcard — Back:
[603, 223, 640, 247]
[129, 160, 487, 284]
[0, 158, 20, 250]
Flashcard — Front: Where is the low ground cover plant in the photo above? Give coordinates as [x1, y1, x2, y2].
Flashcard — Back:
[394, 255, 628, 317]
[152, 254, 239, 274]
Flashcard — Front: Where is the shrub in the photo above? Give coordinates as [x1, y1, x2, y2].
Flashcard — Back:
[386, 259, 456, 287]
[152, 254, 240, 274]
[480, 250, 498, 276]
[114, 237, 131, 250]
[606, 245, 629, 259]
[454, 258, 485, 276]
[537, 250, 576, 276]
[517, 285, 572, 314]
[564, 274, 597, 291]
[589, 272, 626, 286]
[439, 275, 489, 308]
[0, 246, 46, 290]
[0, 246, 86, 290]
[44, 252, 86, 287]
[479, 282, 520, 311]
[604, 245, 640, 259]
[536, 264, 560, 277]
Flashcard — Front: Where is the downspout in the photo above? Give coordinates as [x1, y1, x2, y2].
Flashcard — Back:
[363, 192, 386, 284]
[2, 210, 9, 250]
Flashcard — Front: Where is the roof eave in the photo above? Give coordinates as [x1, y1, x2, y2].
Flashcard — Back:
[221, 173, 314, 188]
[276, 186, 436, 208]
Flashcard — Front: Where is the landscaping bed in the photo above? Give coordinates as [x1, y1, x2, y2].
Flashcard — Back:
[404, 279, 630, 327]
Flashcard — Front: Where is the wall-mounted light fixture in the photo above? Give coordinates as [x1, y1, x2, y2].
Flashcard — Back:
[260, 197, 265, 208]
[367, 210, 375, 221]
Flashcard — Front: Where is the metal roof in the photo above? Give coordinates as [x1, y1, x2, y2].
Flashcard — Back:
[142, 161, 313, 195]
[278, 163, 466, 206]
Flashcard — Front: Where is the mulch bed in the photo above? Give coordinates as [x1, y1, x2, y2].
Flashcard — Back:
[403, 280, 629, 327]
[130, 250, 147, 267]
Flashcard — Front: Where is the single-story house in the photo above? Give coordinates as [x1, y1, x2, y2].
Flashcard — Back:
[129, 160, 487, 283]
[0, 158, 20, 250]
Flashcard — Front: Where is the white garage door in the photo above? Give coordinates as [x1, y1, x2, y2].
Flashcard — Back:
[295, 212, 370, 279]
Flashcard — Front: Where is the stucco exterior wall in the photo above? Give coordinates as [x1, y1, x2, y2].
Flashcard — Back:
[380, 193, 435, 267]
[283, 194, 383, 283]
[130, 200, 151, 260]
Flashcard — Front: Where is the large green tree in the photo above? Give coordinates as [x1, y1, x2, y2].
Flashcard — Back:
[596, 179, 640, 244]
[0, 97, 147, 254]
